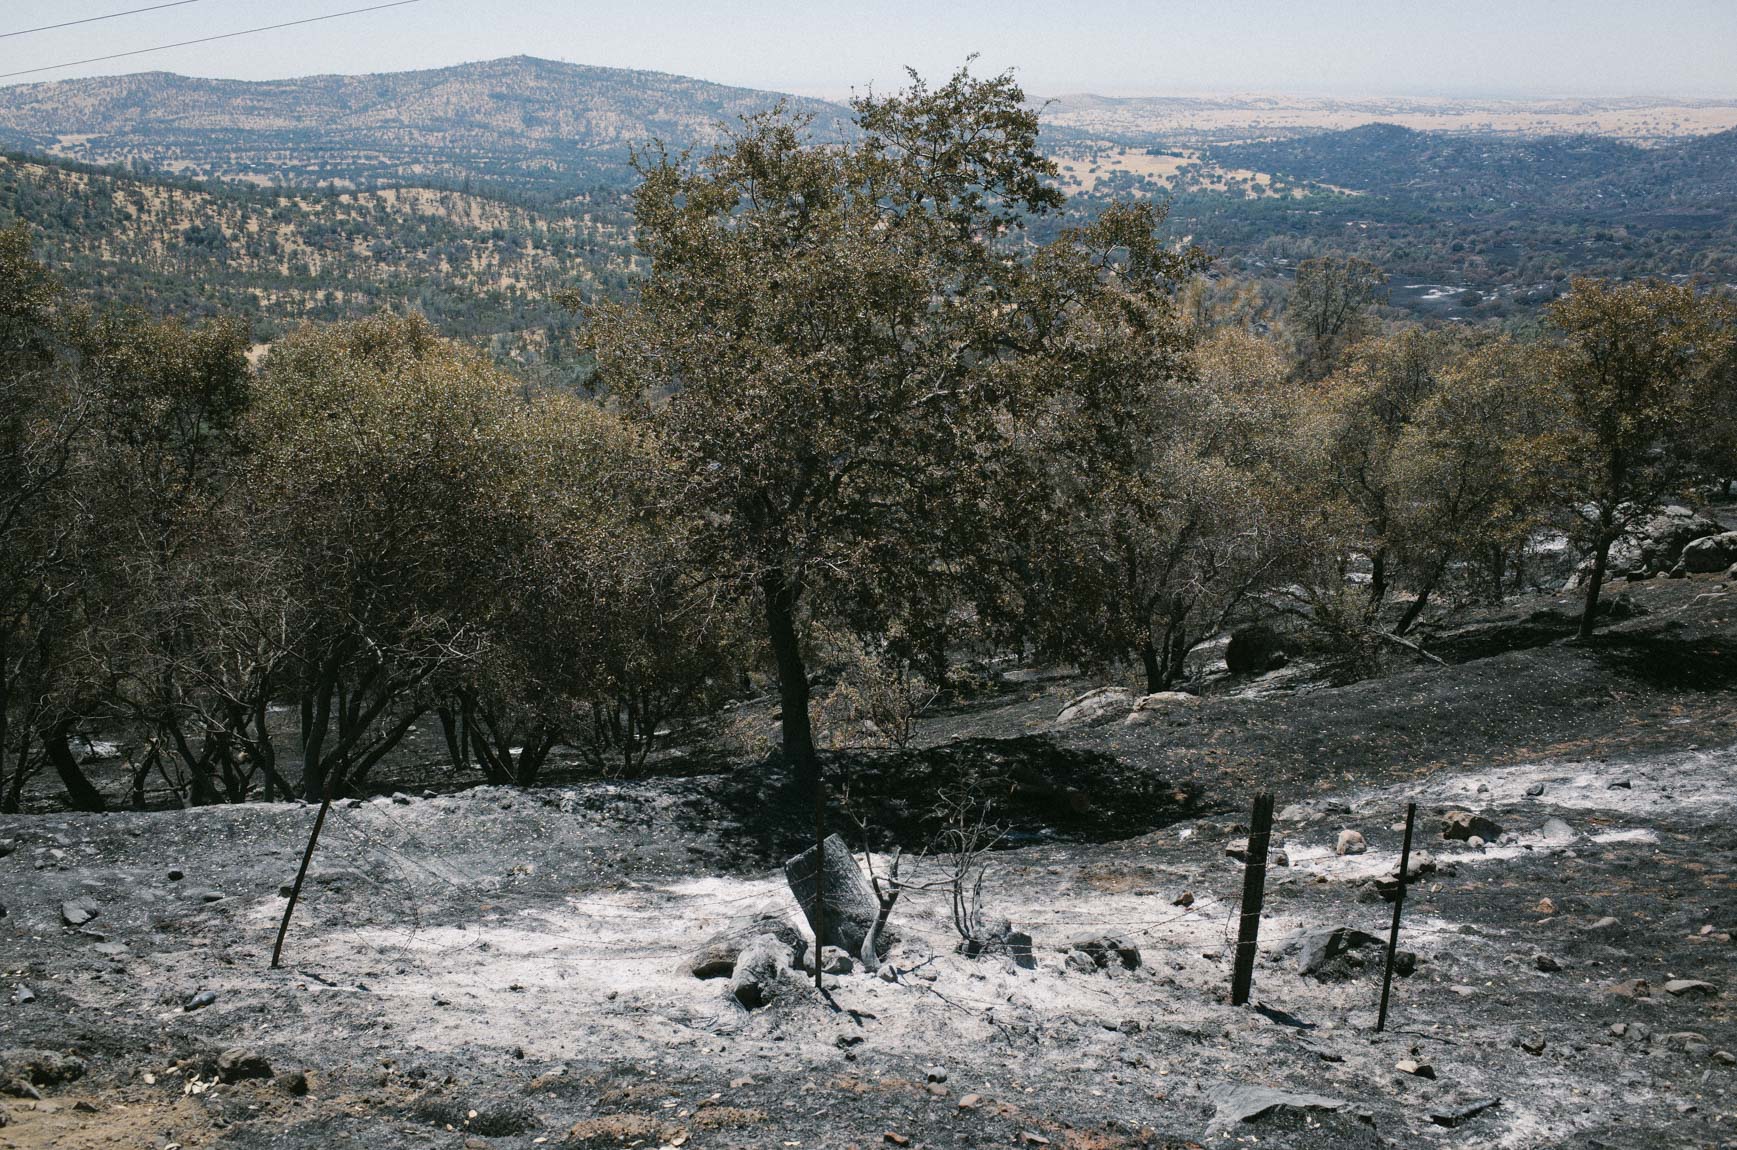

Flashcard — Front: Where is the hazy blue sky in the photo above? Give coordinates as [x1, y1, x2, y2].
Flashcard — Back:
[3, 0, 1734, 97]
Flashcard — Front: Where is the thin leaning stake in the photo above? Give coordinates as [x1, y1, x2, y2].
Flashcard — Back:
[1230, 792, 1275, 1007]
[1376, 800, 1418, 1031]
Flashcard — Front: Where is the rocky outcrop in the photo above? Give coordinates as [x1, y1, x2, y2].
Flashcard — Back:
[1682, 531, 1737, 574]
[1053, 686, 1134, 728]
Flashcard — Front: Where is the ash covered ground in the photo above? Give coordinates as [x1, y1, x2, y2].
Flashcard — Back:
[2, 571, 1735, 1150]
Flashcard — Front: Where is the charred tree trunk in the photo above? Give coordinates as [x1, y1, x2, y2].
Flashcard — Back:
[42, 718, 106, 812]
[762, 568, 816, 794]
[1578, 531, 1614, 641]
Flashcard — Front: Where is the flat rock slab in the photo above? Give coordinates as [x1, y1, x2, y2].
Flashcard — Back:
[1211, 1084, 1348, 1129]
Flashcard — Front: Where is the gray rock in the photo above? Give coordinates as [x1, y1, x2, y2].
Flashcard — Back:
[1535, 954, 1562, 972]
[1063, 934, 1141, 972]
[1296, 927, 1381, 976]
[1663, 979, 1719, 998]
[684, 913, 803, 979]
[1539, 818, 1576, 842]
[9, 987, 33, 1005]
[1525, 782, 1546, 797]
[183, 989, 217, 1012]
[1210, 1084, 1346, 1129]
[1336, 830, 1367, 856]
[1683, 531, 1737, 573]
[215, 1047, 274, 1083]
[1054, 686, 1135, 728]
[729, 933, 794, 1009]
[59, 900, 98, 927]
[1430, 1098, 1500, 1128]
[1442, 811, 1503, 842]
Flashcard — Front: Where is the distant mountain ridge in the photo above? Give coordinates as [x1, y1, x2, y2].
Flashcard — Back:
[1211, 122, 1737, 212]
[0, 56, 851, 199]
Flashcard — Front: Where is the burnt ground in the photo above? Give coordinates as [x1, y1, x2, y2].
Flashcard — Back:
[1, 569, 1735, 1149]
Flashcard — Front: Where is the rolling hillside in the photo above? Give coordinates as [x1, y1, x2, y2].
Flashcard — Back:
[0, 56, 850, 200]
[0, 151, 635, 360]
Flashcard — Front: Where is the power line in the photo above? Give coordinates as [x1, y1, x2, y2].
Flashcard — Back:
[2, 1, 214, 41]
[0, 0, 424, 82]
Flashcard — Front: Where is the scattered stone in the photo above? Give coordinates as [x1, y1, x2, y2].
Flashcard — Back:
[958, 1094, 982, 1110]
[1391, 950, 1418, 977]
[1171, 891, 1194, 908]
[1520, 1037, 1547, 1055]
[183, 990, 217, 1012]
[925, 1066, 947, 1083]
[1335, 830, 1367, 856]
[1295, 927, 1381, 977]
[280, 1069, 310, 1095]
[1585, 916, 1620, 931]
[807, 946, 855, 975]
[1663, 980, 1719, 999]
[1062, 935, 1140, 972]
[59, 900, 98, 927]
[1525, 782, 1546, 797]
[1535, 954, 1562, 973]
[1610, 1023, 1628, 1037]
[884, 1133, 909, 1146]
[166, 869, 183, 881]
[1537, 898, 1557, 915]
[1396, 1059, 1436, 1079]
[195, 890, 225, 904]
[1430, 1098, 1500, 1128]
[0, 840, 14, 857]
[1210, 1084, 1346, 1129]
[728, 934, 794, 1010]
[9, 987, 32, 1006]
[215, 1048, 273, 1083]
[1539, 817, 1576, 842]
[1713, 1051, 1735, 1066]
[685, 913, 803, 979]
[1607, 978, 1651, 999]
[1607, 779, 1632, 790]
[1441, 811, 1502, 842]
[1270, 849, 1290, 867]
[1123, 691, 1201, 726]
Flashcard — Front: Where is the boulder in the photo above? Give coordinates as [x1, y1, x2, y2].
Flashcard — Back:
[1122, 691, 1201, 726]
[1442, 811, 1503, 842]
[1336, 830, 1367, 856]
[1210, 1084, 1347, 1130]
[1638, 509, 1725, 571]
[215, 1048, 274, 1083]
[1225, 626, 1287, 674]
[1296, 927, 1381, 976]
[1053, 687, 1134, 729]
[1664, 979, 1719, 998]
[783, 834, 883, 959]
[729, 934, 795, 1009]
[684, 912, 803, 979]
[59, 901, 98, 928]
[1683, 532, 1737, 573]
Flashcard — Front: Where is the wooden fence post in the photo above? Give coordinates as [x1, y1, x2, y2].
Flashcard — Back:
[1376, 801, 1418, 1032]
[1230, 792, 1275, 1007]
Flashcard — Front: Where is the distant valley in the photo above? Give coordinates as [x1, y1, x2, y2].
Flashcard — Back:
[2, 56, 1735, 346]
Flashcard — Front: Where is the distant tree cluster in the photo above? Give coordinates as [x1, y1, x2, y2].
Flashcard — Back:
[2, 71, 1734, 812]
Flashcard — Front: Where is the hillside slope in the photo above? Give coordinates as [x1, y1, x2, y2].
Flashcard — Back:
[0, 56, 850, 198]
[0, 151, 634, 355]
